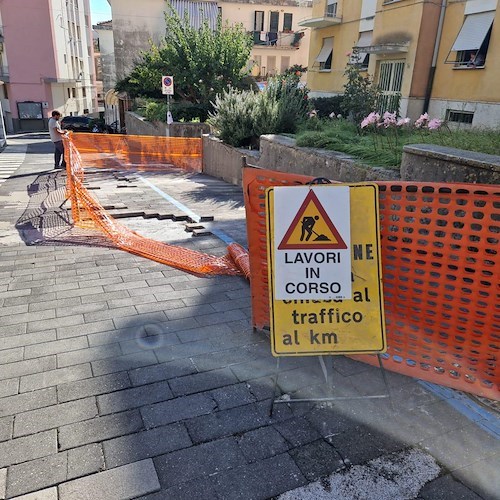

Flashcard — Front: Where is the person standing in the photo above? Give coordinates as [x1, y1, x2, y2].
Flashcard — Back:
[48, 110, 67, 169]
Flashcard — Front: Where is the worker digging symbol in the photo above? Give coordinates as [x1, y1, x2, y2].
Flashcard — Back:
[278, 190, 347, 250]
[300, 215, 331, 242]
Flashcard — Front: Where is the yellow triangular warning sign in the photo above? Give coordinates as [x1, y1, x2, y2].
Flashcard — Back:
[278, 191, 347, 250]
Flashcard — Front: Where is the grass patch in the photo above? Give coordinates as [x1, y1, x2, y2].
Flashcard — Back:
[295, 120, 500, 169]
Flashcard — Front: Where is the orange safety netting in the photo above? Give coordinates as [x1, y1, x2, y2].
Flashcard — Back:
[70, 132, 203, 171]
[64, 134, 242, 277]
[243, 166, 499, 400]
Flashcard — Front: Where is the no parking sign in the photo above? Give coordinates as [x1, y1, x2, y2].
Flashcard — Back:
[162, 76, 174, 95]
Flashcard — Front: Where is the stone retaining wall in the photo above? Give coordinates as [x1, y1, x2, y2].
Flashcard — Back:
[125, 111, 210, 138]
[401, 144, 500, 184]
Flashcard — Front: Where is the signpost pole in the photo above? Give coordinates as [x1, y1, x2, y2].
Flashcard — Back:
[166, 94, 170, 138]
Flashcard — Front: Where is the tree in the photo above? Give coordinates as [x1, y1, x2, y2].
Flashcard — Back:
[115, 5, 253, 106]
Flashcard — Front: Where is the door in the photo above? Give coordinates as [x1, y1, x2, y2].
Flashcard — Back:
[377, 60, 404, 114]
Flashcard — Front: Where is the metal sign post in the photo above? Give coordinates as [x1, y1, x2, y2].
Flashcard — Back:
[266, 183, 392, 415]
[162, 76, 174, 137]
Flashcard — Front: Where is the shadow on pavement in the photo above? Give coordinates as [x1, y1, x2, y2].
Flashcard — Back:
[15, 169, 116, 249]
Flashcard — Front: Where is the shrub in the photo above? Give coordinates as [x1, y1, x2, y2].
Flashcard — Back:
[208, 88, 277, 147]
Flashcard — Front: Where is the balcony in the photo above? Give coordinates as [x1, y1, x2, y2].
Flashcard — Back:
[250, 31, 304, 49]
[298, 3, 341, 28]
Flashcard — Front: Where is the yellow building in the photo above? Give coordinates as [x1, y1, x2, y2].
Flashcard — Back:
[300, 0, 499, 127]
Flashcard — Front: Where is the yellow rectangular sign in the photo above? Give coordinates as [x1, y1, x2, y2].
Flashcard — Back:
[266, 184, 386, 356]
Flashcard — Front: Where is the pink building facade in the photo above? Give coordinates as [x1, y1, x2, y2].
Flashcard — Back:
[0, 0, 97, 133]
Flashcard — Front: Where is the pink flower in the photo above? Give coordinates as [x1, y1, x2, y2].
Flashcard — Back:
[415, 113, 429, 128]
[397, 117, 411, 127]
[427, 118, 443, 130]
[360, 112, 380, 128]
[382, 111, 397, 128]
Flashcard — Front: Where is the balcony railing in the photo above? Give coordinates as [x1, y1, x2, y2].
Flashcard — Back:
[250, 31, 304, 49]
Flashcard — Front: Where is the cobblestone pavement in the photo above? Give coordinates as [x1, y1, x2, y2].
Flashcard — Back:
[0, 135, 498, 500]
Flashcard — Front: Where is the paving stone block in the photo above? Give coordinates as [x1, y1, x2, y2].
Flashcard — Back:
[97, 380, 173, 415]
[28, 297, 81, 313]
[57, 343, 122, 368]
[67, 442, 105, 479]
[289, 439, 345, 481]
[56, 301, 109, 318]
[0, 347, 24, 364]
[0, 430, 57, 468]
[24, 337, 89, 359]
[185, 402, 268, 444]
[27, 314, 84, 334]
[57, 319, 115, 339]
[83, 305, 138, 323]
[112, 312, 169, 330]
[6, 451, 68, 497]
[419, 474, 483, 500]
[210, 453, 306, 500]
[134, 299, 185, 315]
[119, 332, 180, 355]
[154, 437, 246, 488]
[59, 459, 160, 500]
[0, 303, 28, 317]
[13, 397, 98, 437]
[129, 359, 197, 386]
[59, 410, 144, 450]
[0, 356, 56, 381]
[54, 285, 104, 300]
[190, 346, 258, 372]
[164, 304, 215, 321]
[135, 476, 218, 500]
[175, 323, 233, 343]
[0, 387, 56, 418]
[57, 372, 131, 403]
[20, 364, 92, 393]
[103, 425, 192, 468]
[0, 417, 12, 442]
[237, 426, 290, 462]
[154, 340, 217, 364]
[169, 367, 238, 397]
[274, 417, 322, 447]
[0, 323, 28, 338]
[209, 382, 256, 411]
[81, 290, 129, 305]
[195, 309, 247, 327]
[0, 308, 56, 327]
[0, 330, 56, 350]
[140, 393, 217, 429]
[91, 351, 158, 377]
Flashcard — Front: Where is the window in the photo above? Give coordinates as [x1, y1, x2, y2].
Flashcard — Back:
[82, 87, 87, 97]
[67, 88, 71, 99]
[450, 11, 494, 67]
[326, 0, 337, 18]
[269, 11, 279, 33]
[17, 102, 43, 120]
[72, 88, 76, 98]
[350, 31, 372, 69]
[254, 11, 264, 32]
[316, 37, 333, 71]
[446, 110, 474, 124]
[283, 13, 293, 32]
[64, 54, 67, 64]
[217, 6, 222, 19]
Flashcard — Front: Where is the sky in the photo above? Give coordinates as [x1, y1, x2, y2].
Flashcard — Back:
[90, 0, 112, 24]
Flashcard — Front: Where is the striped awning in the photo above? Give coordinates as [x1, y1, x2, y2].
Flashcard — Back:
[167, 0, 219, 30]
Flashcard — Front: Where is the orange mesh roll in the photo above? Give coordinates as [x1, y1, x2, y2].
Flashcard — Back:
[64, 134, 241, 277]
[242, 166, 499, 400]
[228, 242, 251, 280]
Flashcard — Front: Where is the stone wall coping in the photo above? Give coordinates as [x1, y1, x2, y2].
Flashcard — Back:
[403, 144, 500, 171]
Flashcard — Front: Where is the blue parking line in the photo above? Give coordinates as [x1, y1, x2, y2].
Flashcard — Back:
[137, 174, 237, 245]
[419, 381, 500, 439]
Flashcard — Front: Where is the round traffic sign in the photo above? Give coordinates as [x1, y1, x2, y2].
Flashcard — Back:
[163, 77, 172, 86]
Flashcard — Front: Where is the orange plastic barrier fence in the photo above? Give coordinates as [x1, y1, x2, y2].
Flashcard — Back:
[70, 133, 202, 172]
[243, 166, 499, 400]
[64, 134, 242, 277]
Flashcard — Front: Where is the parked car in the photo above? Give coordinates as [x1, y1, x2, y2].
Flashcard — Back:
[61, 115, 93, 132]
